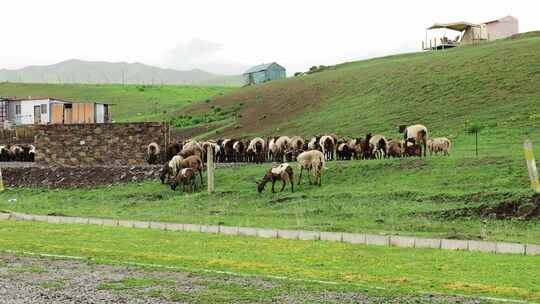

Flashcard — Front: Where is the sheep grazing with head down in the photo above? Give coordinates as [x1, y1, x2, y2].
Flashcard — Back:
[166, 142, 182, 161]
[202, 141, 220, 163]
[10, 145, 23, 162]
[274, 136, 291, 162]
[348, 138, 363, 160]
[164, 155, 204, 187]
[405, 142, 423, 157]
[387, 140, 404, 158]
[146, 142, 160, 164]
[247, 137, 266, 163]
[369, 135, 388, 159]
[0, 145, 12, 162]
[360, 133, 373, 159]
[319, 135, 335, 161]
[170, 168, 198, 192]
[427, 137, 451, 156]
[308, 136, 321, 151]
[160, 155, 183, 184]
[400, 124, 428, 157]
[297, 150, 326, 186]
[222, 139, 236, 162]
[257, 163, 294, 193]
[337, 142, 352, 160]
[232, 140, 247, 162]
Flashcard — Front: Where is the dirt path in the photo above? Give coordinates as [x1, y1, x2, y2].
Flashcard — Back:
[0, 253, 491, 304]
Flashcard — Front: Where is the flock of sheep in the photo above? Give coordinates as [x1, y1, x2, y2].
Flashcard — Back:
[0, 144, 36, 162]
[151, 124, 452, 193]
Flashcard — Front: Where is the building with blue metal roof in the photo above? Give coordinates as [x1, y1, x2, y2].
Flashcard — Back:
[243, 62, 286, 86]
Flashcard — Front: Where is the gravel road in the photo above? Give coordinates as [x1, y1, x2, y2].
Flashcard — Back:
[0, 253, 491, 304]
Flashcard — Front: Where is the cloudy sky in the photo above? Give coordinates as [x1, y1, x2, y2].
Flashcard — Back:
[1, 1, 539, 75]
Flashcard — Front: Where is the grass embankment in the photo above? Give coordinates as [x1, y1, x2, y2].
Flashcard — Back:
[2, 143, 538, 243]
[0, 221, 539, 301]
[179, 33, 540, 140]
[0, 82, 236, 122]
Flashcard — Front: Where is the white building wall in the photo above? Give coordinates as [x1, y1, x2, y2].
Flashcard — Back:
[95, 104, 105, 123]
[7, 99, 51, 125]
[486, 17, 519, 40]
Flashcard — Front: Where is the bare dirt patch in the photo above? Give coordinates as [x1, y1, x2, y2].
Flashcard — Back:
[437, 195, 540, 220]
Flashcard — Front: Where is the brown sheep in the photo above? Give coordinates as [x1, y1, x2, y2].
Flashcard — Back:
[387, 140, 404, 158]
[428, 137, 451, 156]
[171, 168, 198, 192]
[257, 163, 294, 193]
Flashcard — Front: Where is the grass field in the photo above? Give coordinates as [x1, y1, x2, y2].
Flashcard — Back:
[0, 82, 236, 122]
[2, 143, 538, 244]
[1, 221, 539, 302]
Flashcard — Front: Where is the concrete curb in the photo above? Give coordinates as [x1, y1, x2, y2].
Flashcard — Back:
[1, 211, 538, 256]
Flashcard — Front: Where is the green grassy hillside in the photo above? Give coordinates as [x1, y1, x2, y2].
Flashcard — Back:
[184, 33, 540, 143]
[0, 83, 236, 122]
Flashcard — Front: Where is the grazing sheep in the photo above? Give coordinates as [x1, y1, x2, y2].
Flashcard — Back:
[28, 145, 36, 162]
[360, 133, 373, 159]
[319, 135, 335, 161]
[297, 150, 326, 186]
[267, 137, 279, 162]
[10, 145, 23, 162]
[166, 142, 182, 161]
[400, 124, 428, 157]
[146, 142, 160, 164]
[160, 155, 183, 184]
[257, 163, 294, 193]
[165, 155, 204, 187]
[348, 138, 363, 160]
[170, 168, 198, 192]
[369, 135, 388, 159]
[404, 142, 423, 157]
[0, 145, 12, 162]
[274, 136, 291, 162]
[308, 136, 321, 151]
[337, 142, 352, 160]
[202, 141, 220, 163]
[428, 137, 451, 156]
[288, 136, 305, 151]
[183, 140, 203, 158]
[232, 140, 247, 162]
[247, 137, 266, 163]
[387, 140, 404, 158]
[222, 139, 236, 162]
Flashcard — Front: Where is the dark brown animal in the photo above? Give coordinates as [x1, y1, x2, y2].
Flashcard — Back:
[171, 168, 198, 192]
[257, 163, 294, 193]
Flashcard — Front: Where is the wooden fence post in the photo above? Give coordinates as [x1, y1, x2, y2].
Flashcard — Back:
[207, 145, 214, 193]
[524, 140, 540, 193]
[0, 168, 4, 192]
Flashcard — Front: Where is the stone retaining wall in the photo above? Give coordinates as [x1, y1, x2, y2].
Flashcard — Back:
[35, 123, 168, 166]
[2, 212, 539, 256]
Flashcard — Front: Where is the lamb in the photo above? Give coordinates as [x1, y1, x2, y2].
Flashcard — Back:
[146, 142, 160, 164]
[400, 124, 428, 157]
[297, 150, 326, 186]
[369, 135, 388, 159]
[256, 163, 294, 193]
[427, 137, 451, 156]
[404, 142, 423, 157]
[170, 168, 198, 192]
[319, 135, 335, 161]
[164, 155, 204, 187]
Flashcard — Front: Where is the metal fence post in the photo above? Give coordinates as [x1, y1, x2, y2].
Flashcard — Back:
[524, 140, 540, 193]
[207, 145, 214, 193]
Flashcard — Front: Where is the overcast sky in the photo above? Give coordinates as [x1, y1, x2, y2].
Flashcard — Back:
[1, 1, 539, 75]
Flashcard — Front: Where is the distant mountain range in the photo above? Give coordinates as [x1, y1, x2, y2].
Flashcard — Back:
[0, 59, 242, 86]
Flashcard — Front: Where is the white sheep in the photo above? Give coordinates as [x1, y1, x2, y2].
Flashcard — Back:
[400, 124, 429, 157]
[427, 137, 451, 156]
[297, 150, 326, 186]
